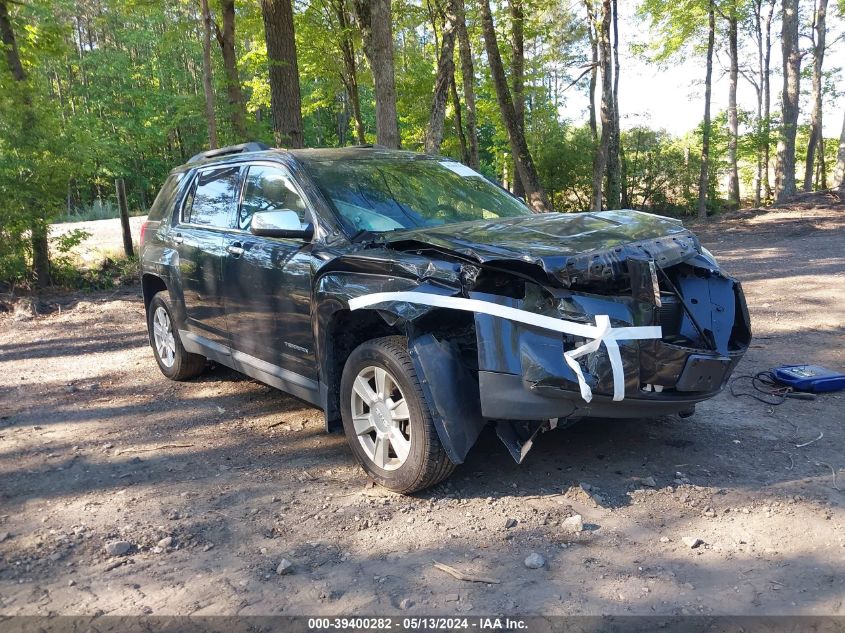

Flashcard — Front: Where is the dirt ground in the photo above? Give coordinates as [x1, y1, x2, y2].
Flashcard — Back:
[0, 196, 843, 617]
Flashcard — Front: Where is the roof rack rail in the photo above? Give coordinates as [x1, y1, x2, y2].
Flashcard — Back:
[187, 142, 271, 164]
[347, 143, 387, 149]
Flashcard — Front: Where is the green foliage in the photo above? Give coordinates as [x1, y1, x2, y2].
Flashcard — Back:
[532, 120, 594, 211]
[636, 0, 711, 62]
[51, 253, 140, 290]
[623, 126, 697, 213]
[49, 227, 139, 289]
[2, 0, 825, 288]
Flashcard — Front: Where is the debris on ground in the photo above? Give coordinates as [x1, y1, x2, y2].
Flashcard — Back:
[103, 541, 131, 556]
[433, 561, 500, 584]
[682, 537, 704, 549]
[276, 559, 294, 575]
[523, 553, 546, 569]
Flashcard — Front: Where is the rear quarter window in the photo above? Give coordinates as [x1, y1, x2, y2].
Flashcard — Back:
[147, 173, 184, 222]
[185, 166, 242, 228]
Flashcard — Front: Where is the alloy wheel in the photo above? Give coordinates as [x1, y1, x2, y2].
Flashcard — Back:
[152, 306, 176, 368]
[350, 365, 412, 471]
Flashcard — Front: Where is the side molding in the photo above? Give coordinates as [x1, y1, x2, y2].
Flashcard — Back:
[180, 330, 321, 407]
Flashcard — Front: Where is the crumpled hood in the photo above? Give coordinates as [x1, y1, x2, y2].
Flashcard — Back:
[383, 209, 699, 286]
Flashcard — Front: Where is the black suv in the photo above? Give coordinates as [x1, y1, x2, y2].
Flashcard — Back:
[140, 143, 751, 493]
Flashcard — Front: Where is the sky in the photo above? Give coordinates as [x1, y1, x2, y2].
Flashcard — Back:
[560, 2, 845, 139]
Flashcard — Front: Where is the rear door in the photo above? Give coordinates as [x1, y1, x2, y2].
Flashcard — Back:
[221, 163, 318, 388]
[173, 164, 242, 345]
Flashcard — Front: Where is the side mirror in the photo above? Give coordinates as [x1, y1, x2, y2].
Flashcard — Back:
[250, 210, 314, 240]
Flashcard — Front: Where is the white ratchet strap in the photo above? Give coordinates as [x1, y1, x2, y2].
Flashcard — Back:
[348, 291, 662, 403]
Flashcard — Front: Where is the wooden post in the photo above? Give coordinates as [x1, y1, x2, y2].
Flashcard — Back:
[115, 178, 134, 258]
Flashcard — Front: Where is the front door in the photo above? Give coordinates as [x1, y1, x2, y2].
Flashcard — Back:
[173, 164, 242, 345]
[221, 163, 318, 390]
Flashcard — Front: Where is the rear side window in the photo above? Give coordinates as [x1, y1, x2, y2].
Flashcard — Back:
[185, 166, 241, 228]
[147, 173, 183, 222]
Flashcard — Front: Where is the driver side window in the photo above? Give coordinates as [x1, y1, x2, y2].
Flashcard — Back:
[239, 165, 308, 231]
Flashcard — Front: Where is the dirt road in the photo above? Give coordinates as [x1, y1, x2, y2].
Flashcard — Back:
[1, 199, 843, 616]
[51, 216, 146, 266]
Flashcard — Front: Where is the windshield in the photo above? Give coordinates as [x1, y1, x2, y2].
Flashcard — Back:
[304, 157, 533, 236]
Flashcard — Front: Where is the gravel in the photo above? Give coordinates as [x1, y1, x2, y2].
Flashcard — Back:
[276, 558, 294, 575]
[682, 537, 704, 549]
[524, 553, 546, 569]
[103, 541, 131, 557]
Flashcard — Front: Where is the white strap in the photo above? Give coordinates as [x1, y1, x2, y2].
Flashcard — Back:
[348, 291, 662, 402]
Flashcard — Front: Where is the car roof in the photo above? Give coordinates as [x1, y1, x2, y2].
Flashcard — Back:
[176, 145, 442, 173]
[288, 146, 439, 163]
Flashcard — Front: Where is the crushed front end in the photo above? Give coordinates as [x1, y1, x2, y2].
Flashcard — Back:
[473, 241, 751, 424]
[330, 210, 752, 465]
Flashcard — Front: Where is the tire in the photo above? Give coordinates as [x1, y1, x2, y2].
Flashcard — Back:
[340, 336, 456, 494]
[147, 290, 206, 380]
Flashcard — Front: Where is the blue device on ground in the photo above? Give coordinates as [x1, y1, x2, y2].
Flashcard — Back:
[772, 365, 845, 393]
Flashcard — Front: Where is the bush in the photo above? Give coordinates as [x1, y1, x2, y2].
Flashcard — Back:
[55, 200, 119, 223]
[49, 228, 139, 289]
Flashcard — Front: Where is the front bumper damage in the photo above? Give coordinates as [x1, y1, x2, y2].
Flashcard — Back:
[331, 221, 751, 465]
[474, 259, 750, 419]
[471, 257, 750, 460]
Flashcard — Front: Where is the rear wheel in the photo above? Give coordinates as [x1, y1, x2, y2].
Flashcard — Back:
[340, 336, 456, 493]
[147, 291, 206, 380]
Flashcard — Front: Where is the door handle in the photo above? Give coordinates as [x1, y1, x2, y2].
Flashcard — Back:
[227, 243, 244, 257]
[173, 233, 184, 244]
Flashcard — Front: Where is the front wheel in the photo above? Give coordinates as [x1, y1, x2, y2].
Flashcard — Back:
[147, 291, 206, 380]
[340, 336, 456, 493]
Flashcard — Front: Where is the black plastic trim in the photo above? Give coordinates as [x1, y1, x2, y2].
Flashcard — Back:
[479, 371, 709, 420]
[179, 330, 321, 407]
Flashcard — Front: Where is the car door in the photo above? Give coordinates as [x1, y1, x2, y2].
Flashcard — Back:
[173, 164, 242, 346]
[221, 162, 318, 386]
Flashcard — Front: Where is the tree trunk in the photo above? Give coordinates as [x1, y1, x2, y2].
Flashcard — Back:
[752, 0, 763, 207]
[775, 0, 800, 202]
[115, 179, 134, 258]
[698, 1, 715, 220]
[214, 0, 247, 140]
[478, 0, 548, 211]
[591, 0, 611, 212]
[0, 0, 26, 83]
[454, 0, 479, 168]
[803, 0, 827, 192]
[200, 0, 218, 149]
[333, 0, 366, 144]
[30, 223, 51, 289]
[261, 0, 305, 148]
[510, 0, 525, 197]
[354, 0, 400, 148]
[262, 0, 304, 147]
[762, 0, 774, 201]
[585, 0, 598, 143]
[726, 7, 740, 208]
[818, 138, 826, 187]
[337, 94, 350, 146]
[620, 140, 629, 208]
[0, 0, 50, 286]
[833, 108, 845, 189]
[425, 0, 457, 153]
[605, 0, 621, 208]
[450, 71, 470, 164]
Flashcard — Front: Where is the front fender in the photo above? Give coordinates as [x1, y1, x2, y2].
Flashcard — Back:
[312, 268, 484, 463]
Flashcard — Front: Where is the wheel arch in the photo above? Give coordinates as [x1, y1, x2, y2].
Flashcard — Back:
[318, 306, 400, 433]
[315, 282, 485, 464]
[142, 273, 168, 311]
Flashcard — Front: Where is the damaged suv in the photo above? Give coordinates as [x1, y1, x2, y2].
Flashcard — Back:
[140, 143, 751, 493]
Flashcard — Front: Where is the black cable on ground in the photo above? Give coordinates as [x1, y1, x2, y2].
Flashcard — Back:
[729, 371, 816, 405]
